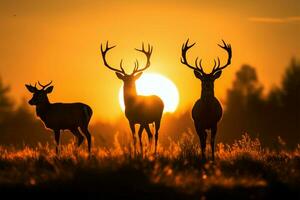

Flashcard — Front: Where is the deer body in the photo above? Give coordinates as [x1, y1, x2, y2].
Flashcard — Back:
[26, 82, 93, 154]
[101, 42, 164, 154]
[36, 102, 92, 131]
[181, 39, 232, 161]
[192, 97, 222, 129]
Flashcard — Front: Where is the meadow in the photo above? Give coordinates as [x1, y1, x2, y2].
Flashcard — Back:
[0, 133, 299, 199]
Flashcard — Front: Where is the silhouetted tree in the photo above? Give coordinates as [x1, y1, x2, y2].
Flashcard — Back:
[221, 59, 300, 148]
[0, 77, 13, 123]
[220, 65, 265, 143]
[278, 58, 300, 146]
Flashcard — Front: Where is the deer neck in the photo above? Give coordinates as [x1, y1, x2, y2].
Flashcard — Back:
[123, 84, 138, 107]
[36, 99, 51, 119]
[200, 86, 215, 100]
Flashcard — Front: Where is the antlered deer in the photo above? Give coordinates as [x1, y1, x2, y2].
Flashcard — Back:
[100, 42, 164, 155]
[25, 81, 93, 154]
[181, 39, 232, 161]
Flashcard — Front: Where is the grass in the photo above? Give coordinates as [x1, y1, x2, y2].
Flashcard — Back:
[0, 133, 299, 199]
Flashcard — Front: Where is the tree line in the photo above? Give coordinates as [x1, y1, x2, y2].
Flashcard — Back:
[219, 58, 300, 148]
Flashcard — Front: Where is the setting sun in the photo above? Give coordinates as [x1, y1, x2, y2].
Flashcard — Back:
[118, 73, 179, 113]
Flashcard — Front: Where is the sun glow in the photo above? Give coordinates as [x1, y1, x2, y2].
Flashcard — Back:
[118, 73, 179, 113]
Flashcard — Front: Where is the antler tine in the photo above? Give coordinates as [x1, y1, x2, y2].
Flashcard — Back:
[119, 59, 126, 73]
[212, 40, 232, 73]
[132, 43, 153, 74]
[100, 41, 126, 74]
[213, 59, 216, 69]
[38, 81, 52, 89]
[147, 44, 151, 54]
[194, 57, 205, 74]
[37, 81, 42, 88]
[182, 39, 195, 52]
[198, 59, 206, 73]
[211, 57, 221, 73]
[100, 41, 116, 55]
[195, 57, 199, 69]
[131, 59, 139, 74]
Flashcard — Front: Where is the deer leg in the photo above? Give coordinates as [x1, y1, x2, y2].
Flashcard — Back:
[129, 122, 136, 154]
[54, 130, 60, 155]
[144, 124, 153, 152]
[195, 123, 207, 161]
[71, 128, 84, 147]
[200, 130, 207, 161]
[80, 126, 92, 153]
[138, 125, 145, 156]
[154, 120, 161, 155]
[211, 126, 217, 161]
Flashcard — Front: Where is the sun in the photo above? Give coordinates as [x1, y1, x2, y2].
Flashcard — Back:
[118, 73, 179, 113]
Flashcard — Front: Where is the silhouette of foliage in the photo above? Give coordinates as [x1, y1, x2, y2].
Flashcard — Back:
[220, 65, 264, 143]
[220, 59, 300, 148]
[276, 58, 300, 146]
[0, 77, 13, 122]
[0, 98, 52, 147]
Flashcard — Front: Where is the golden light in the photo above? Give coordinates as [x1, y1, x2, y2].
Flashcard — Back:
[118, 73, 179, 113]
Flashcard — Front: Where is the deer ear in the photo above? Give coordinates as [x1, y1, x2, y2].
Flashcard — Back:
[213, 71, 222, 79]
[134, 72, 143, 80]
[25, 84, 36, 93]
[115, 72, 125, 80]
[45, 86, 53, 93]
[194, 70, 203, 80]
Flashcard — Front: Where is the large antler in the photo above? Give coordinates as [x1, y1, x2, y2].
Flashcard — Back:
[100, 41, 126, 74]
[211, 40, 232, 73]
[38, 81, 52, 90]
[131, 43, 153, 74]
[181, 39, 207, 75]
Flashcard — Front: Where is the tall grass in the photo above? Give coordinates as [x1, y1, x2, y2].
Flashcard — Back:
[0, 133, 299, 199]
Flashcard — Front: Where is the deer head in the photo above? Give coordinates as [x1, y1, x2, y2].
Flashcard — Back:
[25, 81, 53, 105]
[181, 39, 232, 97]
[100, 42, 153, 94]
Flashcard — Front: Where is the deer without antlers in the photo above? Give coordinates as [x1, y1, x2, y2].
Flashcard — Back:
[25, 81, 93, 154]
[181, 39, 232, 161]
[100, 42, 164, 155]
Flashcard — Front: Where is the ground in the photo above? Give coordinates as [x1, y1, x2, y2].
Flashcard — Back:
[0, 134, 299, 199]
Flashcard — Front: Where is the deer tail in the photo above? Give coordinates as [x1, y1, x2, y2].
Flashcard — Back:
[83, 105, 93, 123]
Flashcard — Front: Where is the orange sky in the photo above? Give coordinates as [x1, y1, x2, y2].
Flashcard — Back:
[0, 0, 299, 121]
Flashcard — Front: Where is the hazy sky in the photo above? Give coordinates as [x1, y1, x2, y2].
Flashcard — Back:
[1, 0, 299, 121]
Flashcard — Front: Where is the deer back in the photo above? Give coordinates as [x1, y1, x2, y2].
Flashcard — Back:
[37, 103, 92, 130]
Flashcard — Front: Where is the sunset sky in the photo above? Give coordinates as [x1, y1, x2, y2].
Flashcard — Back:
[1, 0, 299, 121]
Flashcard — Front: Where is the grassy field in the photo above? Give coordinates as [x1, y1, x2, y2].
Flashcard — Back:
[0, 133, 299, 199]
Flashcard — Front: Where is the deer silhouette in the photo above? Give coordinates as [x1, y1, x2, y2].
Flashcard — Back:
[100, 42, 164, 155]
[181, 39, 232, 161]
[25, 81, 93, 154]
